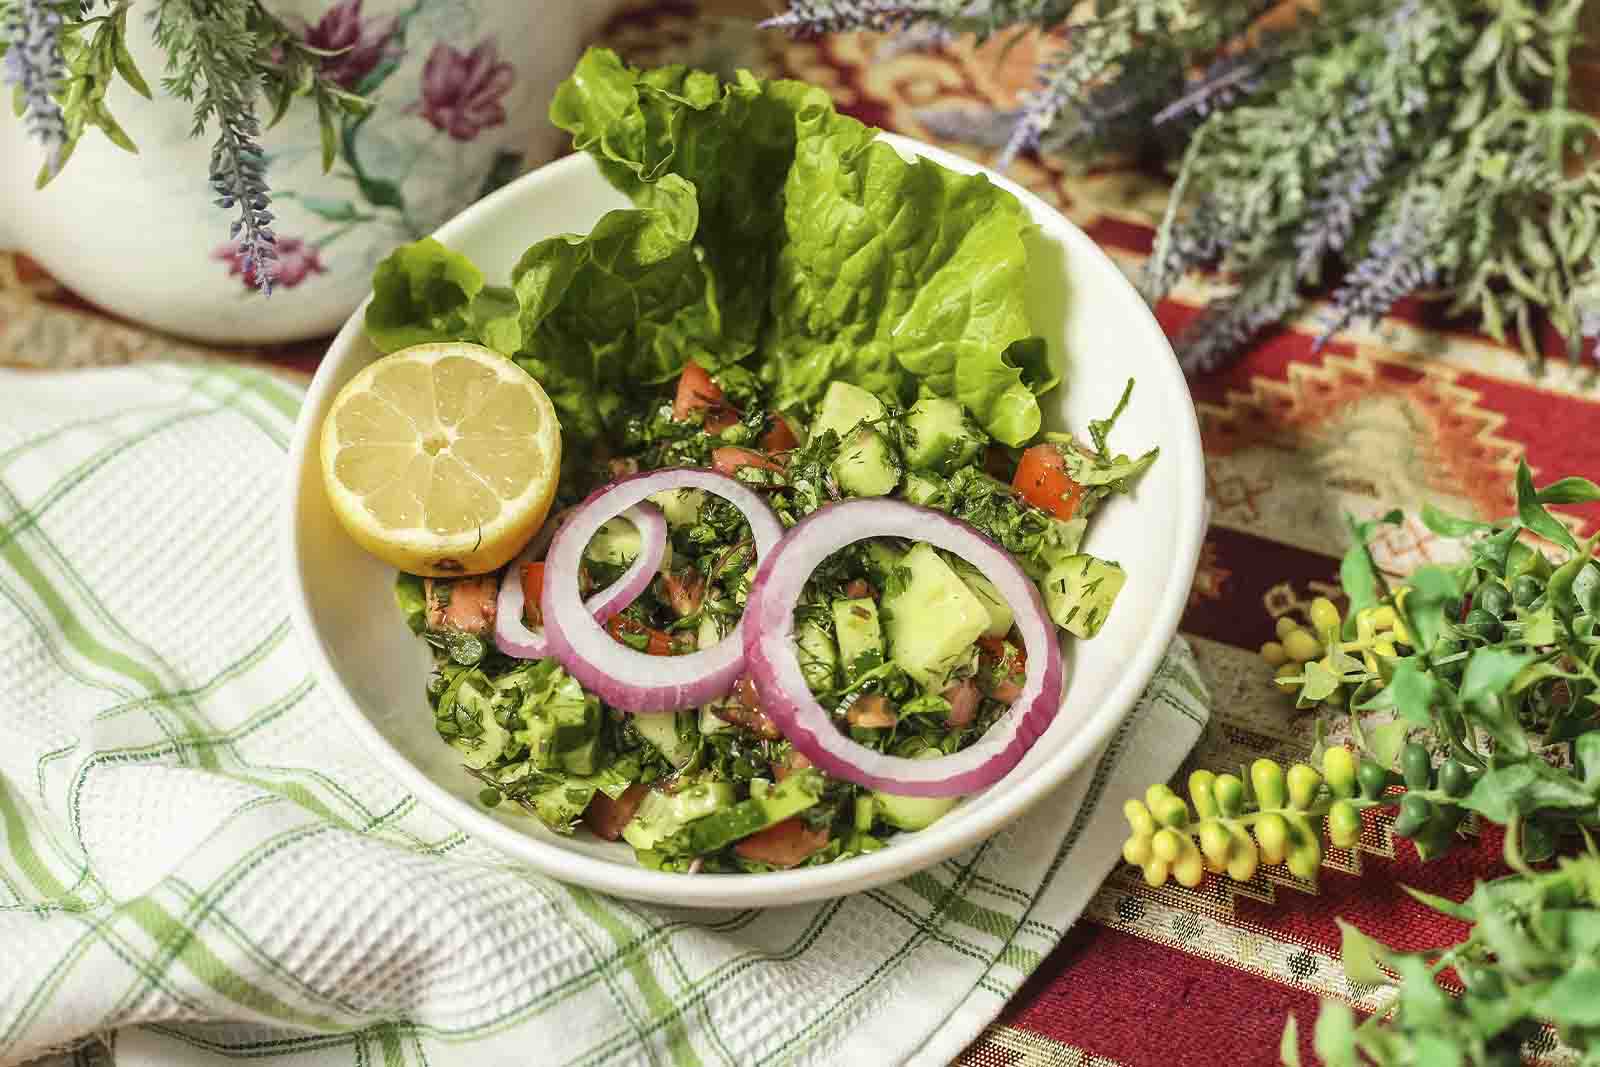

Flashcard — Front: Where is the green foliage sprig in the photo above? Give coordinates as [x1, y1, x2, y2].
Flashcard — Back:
[2, 0, 371, 292]
[770, 0, 1600, 372]
[1119, 461, 1600, 1063]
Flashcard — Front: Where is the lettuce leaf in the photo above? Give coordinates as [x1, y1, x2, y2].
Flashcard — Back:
[764, 103, 1040, 443]
[508, 174, 710, 441]
[365, 51, 1055, 448]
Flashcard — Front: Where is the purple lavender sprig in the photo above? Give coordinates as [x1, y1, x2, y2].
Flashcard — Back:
[1292, 118, 1395, 280]
[1152, 49, 1268, 127]
[1, 0, 71, 173]
[209, 103, 277, 295]
[761, 0, 951, 36]
[1317, 203, 1440, 349]
[1175, 263, 1300, 374]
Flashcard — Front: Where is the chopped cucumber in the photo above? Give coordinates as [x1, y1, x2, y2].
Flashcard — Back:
[947, 556, 1013, 638]
[657, 769, 825, 856]
[442, 672, 507, 769]
[796, 618, 840, 694]
[621, 779, 738, 852]
[832, 596, 885, 682]
[902, 471, 946, 508]
[699, 704, 731, 735]
[882, 543, 991, 688]
[862, 539, 906, 585]
[904, 397, 983, 474]
[1042, 554, 1126, 638]
[832, 427, 901, 497]
[813, 381, 885, 441]
[586, 516, 672, 573]
[649, 488, 706, 528]
[873, 751, 961, 830]
[631, 710, 698, 768]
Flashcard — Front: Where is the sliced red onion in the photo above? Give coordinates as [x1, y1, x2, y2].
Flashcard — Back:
[541, 468, 785, 713]
[494, 504, 668, 659]
[745, 499, 1064, 798]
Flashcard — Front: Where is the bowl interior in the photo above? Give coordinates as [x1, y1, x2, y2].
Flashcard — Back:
[285, 136, 1205, 907]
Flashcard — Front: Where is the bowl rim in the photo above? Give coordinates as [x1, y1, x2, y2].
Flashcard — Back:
[281, 132, 1207, 908]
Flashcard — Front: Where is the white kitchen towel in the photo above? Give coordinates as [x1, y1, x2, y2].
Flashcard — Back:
[0, 363, 1209, 1067]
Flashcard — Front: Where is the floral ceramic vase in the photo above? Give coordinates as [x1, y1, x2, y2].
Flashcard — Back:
[0, 0, 626, 345]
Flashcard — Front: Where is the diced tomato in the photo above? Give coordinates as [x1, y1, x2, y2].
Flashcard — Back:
[606, 615, 676, 656]
[583, 783, 649, 841]
[1012, 443, 1085, 519]
[772, 748, 813, 783]
[713, 675, 781, 738]
[943, 678, 980, 728]
[673, 360, 740, 433]
[661, 566, 706, 618]
[712, 446, 784, 477]
[843, 578, 876, 600]
[424, 574, 499, 635]
[846, 694, 897, 729]
[759, 413, 799, 453]
[520, 562, 545, 626]
[977, 636, 1026, 703]
[733, 817, 831, 868]
[608, 457, 639, 480]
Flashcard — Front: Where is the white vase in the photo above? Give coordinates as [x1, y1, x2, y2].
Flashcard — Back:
[0, 0, 627, 345]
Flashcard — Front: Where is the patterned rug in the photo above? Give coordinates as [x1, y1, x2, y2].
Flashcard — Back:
[6, 3, 1598, 1065]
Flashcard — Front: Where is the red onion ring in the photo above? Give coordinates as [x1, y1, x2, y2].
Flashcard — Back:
[494, 504, 668, 660]
[541, 468, 785, 713]
[744, 499, 1064, 797]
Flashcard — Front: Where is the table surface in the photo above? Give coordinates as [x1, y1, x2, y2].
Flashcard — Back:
[6, 4, 1599, 1065]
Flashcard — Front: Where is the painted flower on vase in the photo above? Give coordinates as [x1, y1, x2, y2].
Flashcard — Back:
[415, 41, 515, 141]
[301, 0, 402, 92]
[214, 237, 327, 291]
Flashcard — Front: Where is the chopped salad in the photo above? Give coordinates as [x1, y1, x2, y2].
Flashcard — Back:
[375, 50, 1157, 874]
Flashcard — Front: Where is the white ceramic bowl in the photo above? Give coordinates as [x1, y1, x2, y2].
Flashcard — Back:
[282, 134, 1206, 908]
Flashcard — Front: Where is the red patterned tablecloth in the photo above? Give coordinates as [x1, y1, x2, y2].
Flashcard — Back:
[6, 4, 1599, 1064]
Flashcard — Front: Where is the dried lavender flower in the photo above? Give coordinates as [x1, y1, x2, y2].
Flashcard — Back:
[209, 106, 277, 295]
[761, 0, 951, 35]
[1318, 200, 1441, 348]
[1, 0, 70, 172]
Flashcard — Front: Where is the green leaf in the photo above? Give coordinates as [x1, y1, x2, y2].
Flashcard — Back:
[319, 105, 338, 173]
[1421, 502, 1491, 538]
[1311, 1000, 1359, 1067]
[1536, 477, 1600, 505]
[1386, 661, 1439, 730]
[1574, 562, 1600, 616]
[111, 8, 150, 98]
[1470, 525, 1519, 576]
[1279, 1015, 1301, 1067]
[1409, 1033, 1464, 1067]
[1336, 919, 1391, 985]
[1516, 458, 1580, 552]
[365, 237, 485, 353]
[1460, 647, 1539, 704]
[358, 175, 405, 210]
[1299, 659, 1340, 703]
[1574, 731, 1600, 788]
[1392, 953, 1451, 1026]
[1368, 721, 1409, 770]
[1464, 760, 1595, 823]
[295, 195, 361, 223]
[1400, 883, 1474, 920]
[1532, 970, 1600, 1025]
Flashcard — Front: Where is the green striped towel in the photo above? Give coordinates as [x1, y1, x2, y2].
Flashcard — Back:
[0, 363, 1208, 1067]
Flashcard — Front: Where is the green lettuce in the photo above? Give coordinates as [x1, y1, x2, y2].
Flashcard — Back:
[364, 50, 1056, 447]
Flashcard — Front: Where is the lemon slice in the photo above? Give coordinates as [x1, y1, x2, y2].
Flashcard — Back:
[320, 342, 561, 576]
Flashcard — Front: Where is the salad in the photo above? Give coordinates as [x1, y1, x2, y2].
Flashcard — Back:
[361, 51, 1157, 873]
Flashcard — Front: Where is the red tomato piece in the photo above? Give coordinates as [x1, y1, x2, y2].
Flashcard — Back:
[712, 446, 784, 477]
[583, 783, 650, 841]
[846, 694, 897, 729]
[759, 413, 799, 453]
[733, 818, 831, 868]
[424, 575, 499, 635]
[606, 615, 676, 656]
[1012, 443, 1085, 519]
[673, 360, 740, 433]
[520, 562, 545, 627]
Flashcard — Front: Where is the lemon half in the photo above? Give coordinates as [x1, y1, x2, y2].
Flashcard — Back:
[320, 342, 561, 576]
